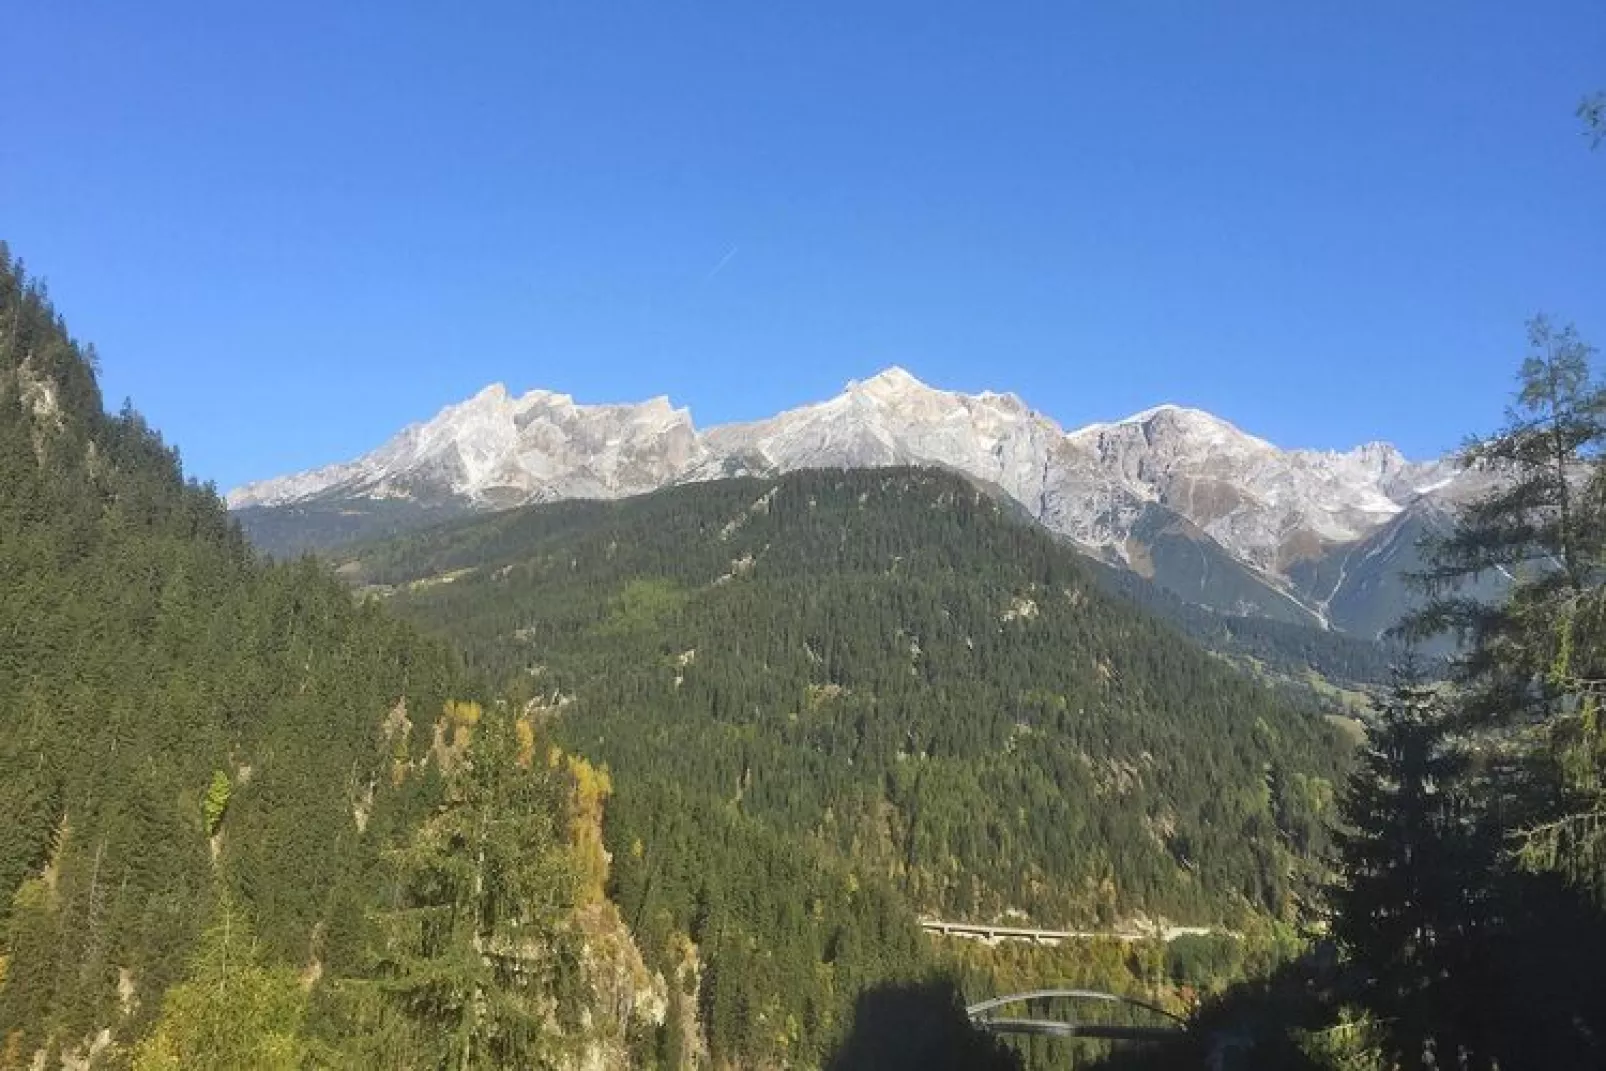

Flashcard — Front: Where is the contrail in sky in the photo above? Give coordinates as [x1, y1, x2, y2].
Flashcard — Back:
[704, 244, 739, 282]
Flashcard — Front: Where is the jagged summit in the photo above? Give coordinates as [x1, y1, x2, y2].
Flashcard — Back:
[848, 365, 927, 392]
[229, 370, 1481, 634]
[833, 366, 959, 412]
[1069, 402, 1274, 451]
[1118, 401, 1207, 424]
[227, 385, 704, 509]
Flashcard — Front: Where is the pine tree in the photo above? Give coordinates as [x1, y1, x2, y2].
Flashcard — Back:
[1393, 320, 1606, 1066]
[1407, 318, 1606, 715]
[1328, 672, 1479, 1069]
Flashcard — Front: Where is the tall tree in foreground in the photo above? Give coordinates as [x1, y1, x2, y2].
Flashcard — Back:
[1327, 671, 1490, 1069]
[367, 702, 583, 1070]
[1395, 320, 1606, 1068]
[1406, 318, 1606, 889]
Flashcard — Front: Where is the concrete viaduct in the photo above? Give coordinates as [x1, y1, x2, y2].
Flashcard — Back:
[920, 917, 1223, 945]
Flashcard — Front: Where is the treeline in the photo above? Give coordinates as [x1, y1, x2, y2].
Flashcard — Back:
[1080, 554, 1405, 690]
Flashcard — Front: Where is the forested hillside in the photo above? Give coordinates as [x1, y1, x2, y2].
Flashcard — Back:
[346, 469, 1351, 924]
[330, 467, 1350, 1059]
[0, 248, 670, 1068]
[0, 239, 1384, 1068]
[241, 482, 1402, 700]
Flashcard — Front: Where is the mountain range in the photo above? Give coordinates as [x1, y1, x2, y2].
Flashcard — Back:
[229, 367, 1492, 637]
[4, 243, 1356, 1067]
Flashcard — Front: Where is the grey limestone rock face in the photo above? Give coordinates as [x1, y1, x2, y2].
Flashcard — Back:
[229, 367, 1486, 632]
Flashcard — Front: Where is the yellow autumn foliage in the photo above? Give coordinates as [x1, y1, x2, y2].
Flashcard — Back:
[559, 751, 613, 906]
[442, 700, 482, 752]
[443, 699, 482, 727]
[515, 715, 537, 768]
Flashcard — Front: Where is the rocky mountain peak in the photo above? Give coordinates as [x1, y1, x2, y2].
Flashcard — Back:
[228, 370, 1482, 635]
[1126, 404, 1272, 450]
[227, 385, 706, 509]
[849, 365, 927, 397]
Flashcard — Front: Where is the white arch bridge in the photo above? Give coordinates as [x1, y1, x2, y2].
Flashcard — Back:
[966, 988, 1189, 1044]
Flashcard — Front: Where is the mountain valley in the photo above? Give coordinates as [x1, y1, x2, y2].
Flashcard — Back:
[329, 465, 1356, 1061]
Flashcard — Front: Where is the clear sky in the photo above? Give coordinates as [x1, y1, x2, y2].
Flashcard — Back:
[3, 2, 1602, 490]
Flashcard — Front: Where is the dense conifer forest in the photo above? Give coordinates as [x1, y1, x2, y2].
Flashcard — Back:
[319, 311, 1606, 1069]
[344, 468, 1353, 925]
[4, 240, 1193, 1070]
[0, 248, 676, 1068]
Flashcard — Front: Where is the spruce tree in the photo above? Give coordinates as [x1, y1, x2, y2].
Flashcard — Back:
[1394, 321, 1606, 1066]
[1328, 672, 1481, 1069]
[1407, 318, 1606, 716]
[368, 703, 582, 1070]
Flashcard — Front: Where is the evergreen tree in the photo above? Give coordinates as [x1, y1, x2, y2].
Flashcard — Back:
[132, 894, 308, 1071]
[1389, 321, 1606, 1067]
[1327, 672, 1486, 1068]
[1407, 318, 1605, 710]
[1405, 319, 1606, 892]
[368, 703, 582, 1070]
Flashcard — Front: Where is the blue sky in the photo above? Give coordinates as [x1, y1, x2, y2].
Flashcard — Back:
[3, 2, 1602, 490]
